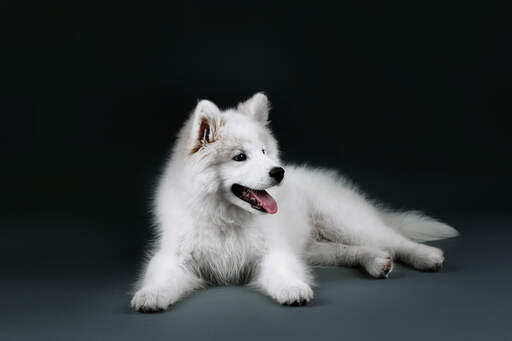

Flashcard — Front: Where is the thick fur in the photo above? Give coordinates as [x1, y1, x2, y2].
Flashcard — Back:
[131, 93, 459, 311]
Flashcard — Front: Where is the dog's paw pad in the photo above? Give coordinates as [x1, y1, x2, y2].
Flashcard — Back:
[366, 257, 394, 278]
[383, 259, 392, 276]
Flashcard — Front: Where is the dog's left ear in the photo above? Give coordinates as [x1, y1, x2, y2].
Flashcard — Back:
[237, 92, 270, 124]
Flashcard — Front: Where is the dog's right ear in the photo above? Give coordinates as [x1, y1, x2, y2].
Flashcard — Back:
[189, 100, 222, 154]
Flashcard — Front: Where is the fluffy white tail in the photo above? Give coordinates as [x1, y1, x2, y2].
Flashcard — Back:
[379, 210, 459, 242]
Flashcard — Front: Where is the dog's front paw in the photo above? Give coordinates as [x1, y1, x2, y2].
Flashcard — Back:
[131, 287, 174, 313]
[272, 281, 314, 306]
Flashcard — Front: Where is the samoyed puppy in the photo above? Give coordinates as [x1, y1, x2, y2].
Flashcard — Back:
[131, 93, 459, 312]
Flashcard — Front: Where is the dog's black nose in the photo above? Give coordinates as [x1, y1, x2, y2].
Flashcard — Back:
[269, 167, 285, 183]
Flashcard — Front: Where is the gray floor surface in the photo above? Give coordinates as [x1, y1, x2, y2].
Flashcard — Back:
[2, 214, 511, 341]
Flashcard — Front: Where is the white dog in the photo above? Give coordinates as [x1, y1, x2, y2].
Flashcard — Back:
[131, 93, 459, 312]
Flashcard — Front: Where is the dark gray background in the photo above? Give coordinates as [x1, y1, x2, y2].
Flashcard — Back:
[1, 1, 510, 340]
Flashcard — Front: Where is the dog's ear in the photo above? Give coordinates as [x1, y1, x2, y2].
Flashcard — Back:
[237, 92, 270, 124]
[190, 100, 222, 154]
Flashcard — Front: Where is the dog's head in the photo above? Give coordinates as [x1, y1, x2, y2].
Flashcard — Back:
[185, 93, 283, 215]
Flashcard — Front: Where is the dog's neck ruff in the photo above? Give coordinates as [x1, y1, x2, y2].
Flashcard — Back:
[191, 193, 253, 230]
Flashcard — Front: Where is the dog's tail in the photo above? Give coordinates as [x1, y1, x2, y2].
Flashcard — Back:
[379, 210, 459, 242]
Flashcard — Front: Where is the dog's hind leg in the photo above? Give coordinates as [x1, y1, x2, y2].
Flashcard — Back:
[306, 240, 393, 278]
[312, 201, 446, 271]
[294, 167, 446, 271]
[311, 197, 446, 272]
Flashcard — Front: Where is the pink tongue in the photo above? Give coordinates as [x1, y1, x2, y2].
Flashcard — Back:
[249, 190, 278, 214]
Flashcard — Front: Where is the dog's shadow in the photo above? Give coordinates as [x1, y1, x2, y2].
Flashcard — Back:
[313, 265, 407, 283]
[118, 262, 463, 314]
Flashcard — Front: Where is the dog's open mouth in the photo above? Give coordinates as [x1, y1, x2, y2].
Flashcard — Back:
[231, 184, 278, 214]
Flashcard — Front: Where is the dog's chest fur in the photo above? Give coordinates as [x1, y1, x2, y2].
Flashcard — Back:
[184, 222, 265, 285]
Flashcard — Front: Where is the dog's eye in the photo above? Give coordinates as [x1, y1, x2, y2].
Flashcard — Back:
[262, 149, 265, 155]
[233, 153, 247, 162]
